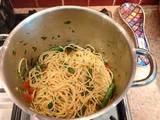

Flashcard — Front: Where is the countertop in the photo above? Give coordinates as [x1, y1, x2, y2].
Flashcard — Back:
[14, 5, 160, 120]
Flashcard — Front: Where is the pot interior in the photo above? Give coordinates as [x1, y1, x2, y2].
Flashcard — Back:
[1, 7, 135, 118]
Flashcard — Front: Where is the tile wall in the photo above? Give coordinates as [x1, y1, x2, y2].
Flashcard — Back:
[10, 0, 158, 8]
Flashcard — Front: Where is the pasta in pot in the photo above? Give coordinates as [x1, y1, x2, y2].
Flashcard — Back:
[17, 44, 114, 118]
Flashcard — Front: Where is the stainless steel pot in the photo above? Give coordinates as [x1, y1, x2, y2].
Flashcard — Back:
[0, 6, 157, 120]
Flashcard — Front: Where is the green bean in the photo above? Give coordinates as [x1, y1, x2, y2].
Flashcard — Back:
[100, 83, 116, 108]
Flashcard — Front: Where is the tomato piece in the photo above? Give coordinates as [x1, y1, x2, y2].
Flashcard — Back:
[28, 87, 34, 95]
[21, 80, 30, 90]
[21, 80, 34, 96]
[21, 93, 32, 102]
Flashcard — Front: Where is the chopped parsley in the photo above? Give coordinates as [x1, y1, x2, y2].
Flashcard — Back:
[88, 68, 92, 77]
[68, 67, 75, 74]
[23, 43, 27, 46]
[72, 30, 75, 33]
[49, 46, 64, 52]
[48, 102, 53, 109]
[57, 35, 60, 38]
[32, 47, 37, 52]
[64, 20, 71, 24]
[52, 36, 55, 40]
[19, 40, 23, 43]
[12, 50, 16, 55]
[41, 36, 47, 40]
[24, 49, 27, 55]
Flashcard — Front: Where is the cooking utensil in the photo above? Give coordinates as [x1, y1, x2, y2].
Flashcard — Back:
[119, 3, 157, 86]
[0, 6, 157, 120]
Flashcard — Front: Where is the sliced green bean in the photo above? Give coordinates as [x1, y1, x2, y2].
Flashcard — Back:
[100, 83, 116, 108]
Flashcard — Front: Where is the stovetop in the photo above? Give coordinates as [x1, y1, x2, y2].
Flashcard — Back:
[0, 8, 132, 120]
[0, 89, 131, 120]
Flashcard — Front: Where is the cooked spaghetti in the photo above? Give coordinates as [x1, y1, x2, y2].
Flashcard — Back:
[18, 44, 114, 118]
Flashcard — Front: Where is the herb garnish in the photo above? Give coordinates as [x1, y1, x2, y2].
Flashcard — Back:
[48, 102, 53, 109]
[57, 35, 60, 38]
[12, 50, 16, 55]
[65, 46, 77, 55]
[88, 68, 92, 77]
[19, 41, 23, 43]
[41, 36, 47, 40]
[36, 62, 47, 71]
[24, 49, 27, 55]
[64, 63, 68, 68]
[23, 43, 27, 46]
[52, 36, 55, 40]
[32, 47, 37, 52]
[64, 20, 71, 24]
[49, 46, 64, 52]
[68, 67, 75, 74]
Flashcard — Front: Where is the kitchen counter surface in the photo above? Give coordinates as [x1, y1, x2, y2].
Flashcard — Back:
[14, 5, 160, 120]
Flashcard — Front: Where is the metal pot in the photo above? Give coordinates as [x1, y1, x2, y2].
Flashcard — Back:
[0, 6, 157, 120]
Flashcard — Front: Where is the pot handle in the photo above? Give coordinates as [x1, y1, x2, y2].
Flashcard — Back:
[0, 34, 9, 40]
[0, 34, 9, 57]
[131, 48, 157, 87]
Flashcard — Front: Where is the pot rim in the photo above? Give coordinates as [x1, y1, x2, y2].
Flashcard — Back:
[1, 6, 136, 120]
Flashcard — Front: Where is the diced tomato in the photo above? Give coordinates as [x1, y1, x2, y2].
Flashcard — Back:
[28, 87, 34, 95]
[21, 80, 34, 96]
[21, 93, 32, 102]
[21, 80, 30, 90]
